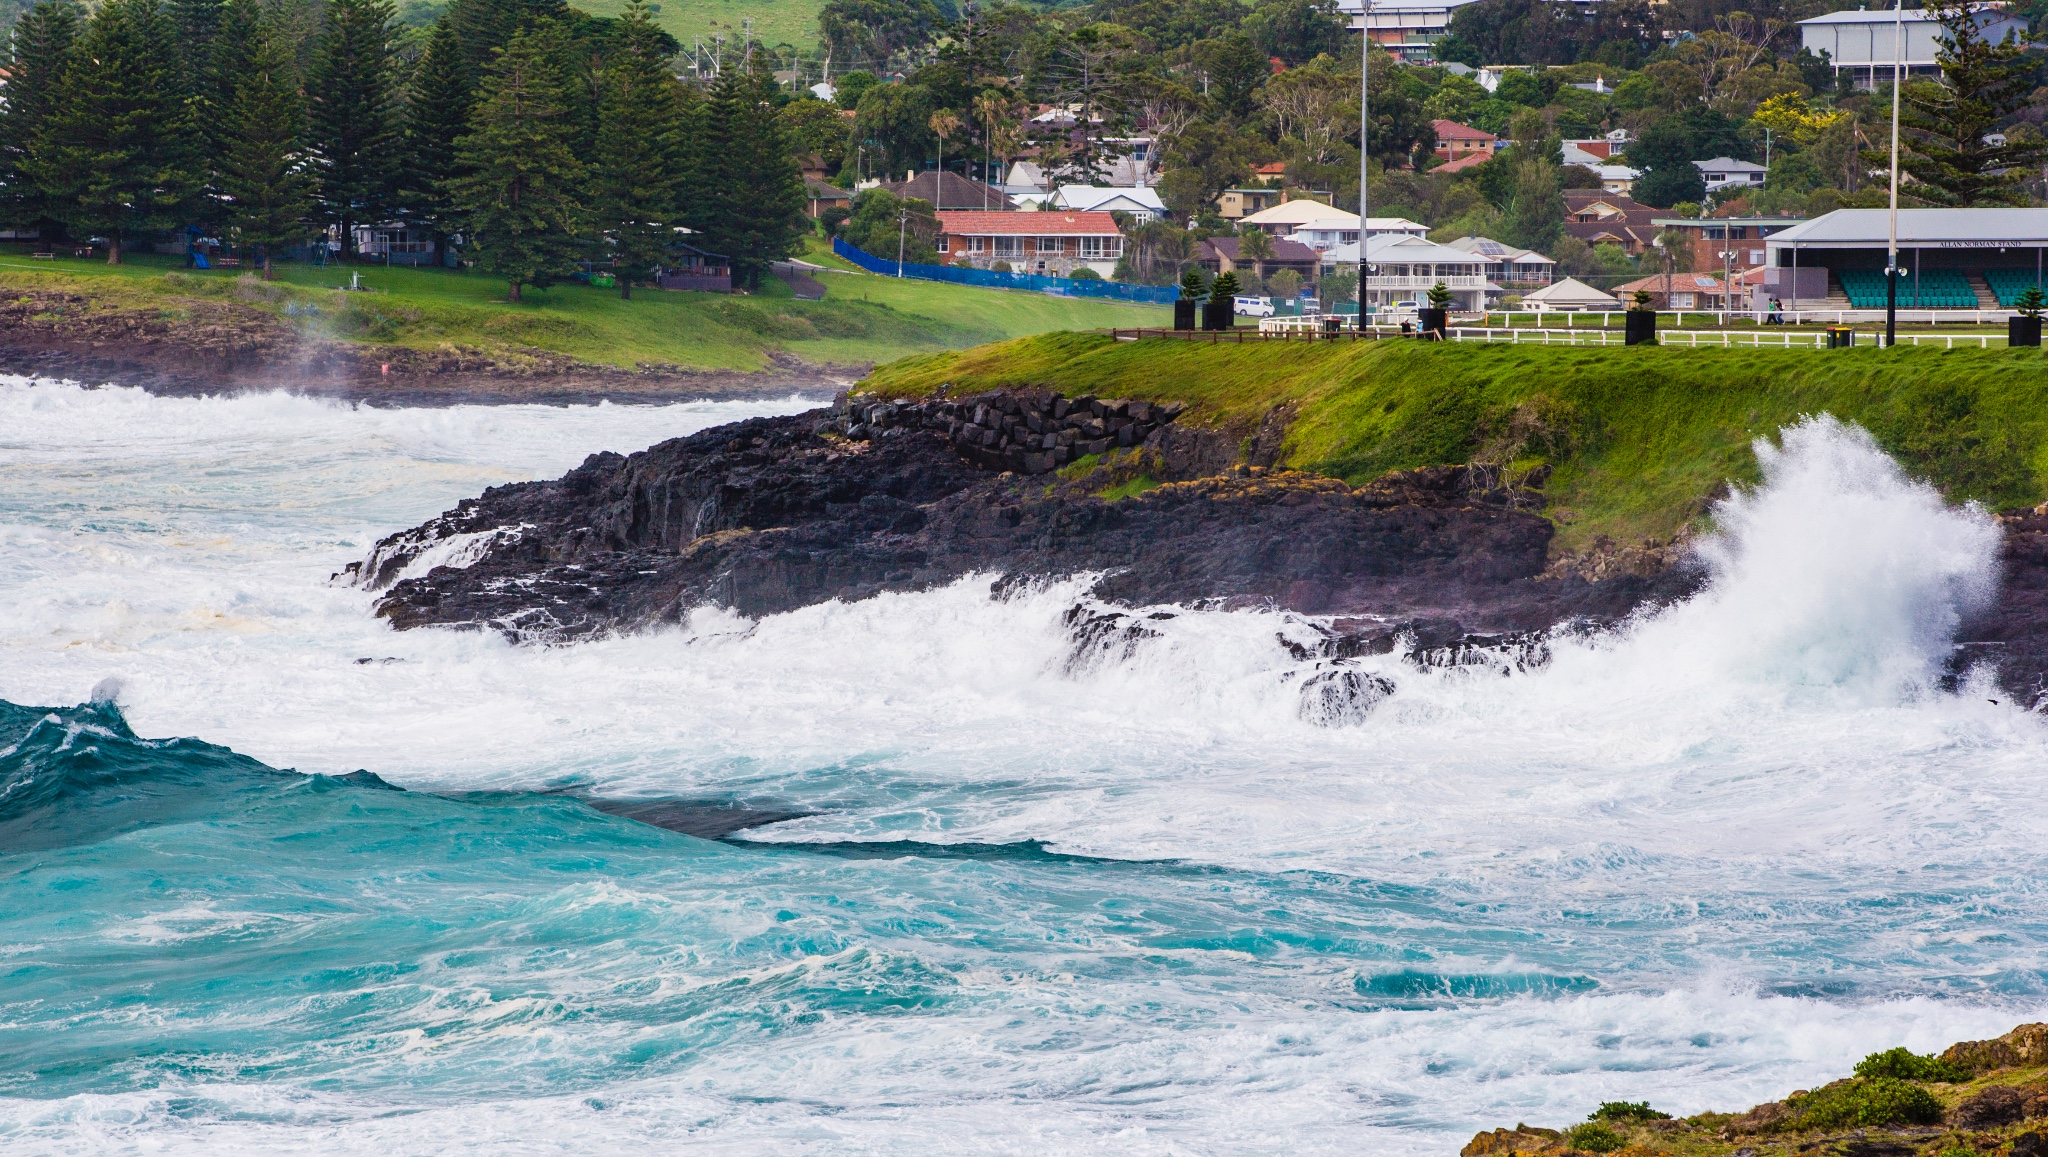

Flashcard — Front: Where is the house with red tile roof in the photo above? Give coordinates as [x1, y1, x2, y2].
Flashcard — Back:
[935, 210, 1126, 277]
[1432, 120, 1497, 162]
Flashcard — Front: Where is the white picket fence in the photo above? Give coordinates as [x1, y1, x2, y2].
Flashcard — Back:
[1443, 327, 2002, 349]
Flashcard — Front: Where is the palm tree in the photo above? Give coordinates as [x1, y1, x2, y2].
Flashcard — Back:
[930, 110, 961, 202]
[1653, 226, 1696, 309]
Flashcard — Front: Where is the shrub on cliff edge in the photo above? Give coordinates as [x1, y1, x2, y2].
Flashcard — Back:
[1855, 1046, 1969, 1084]
[1787, 1077, 1945, 1130]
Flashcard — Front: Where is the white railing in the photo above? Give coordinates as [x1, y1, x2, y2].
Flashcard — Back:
[1484, 308, 2018, 327]
[1444, 327, 2003, 349]
[1369, 275, 1489, 292]
[1259, 315, 1329, 332]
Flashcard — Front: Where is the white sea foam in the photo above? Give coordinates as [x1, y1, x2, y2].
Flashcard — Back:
[0, 379, 2042, 1154]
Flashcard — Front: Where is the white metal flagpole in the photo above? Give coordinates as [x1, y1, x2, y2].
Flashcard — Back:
[1886, 0, 1903, 346]
[1358, 0, 1370, 330]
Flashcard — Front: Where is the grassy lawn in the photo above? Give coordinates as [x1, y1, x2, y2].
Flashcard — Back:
[862, 333, 2048, 551]
[574, 0, 825, 53]
[0, 245, 1166, 372]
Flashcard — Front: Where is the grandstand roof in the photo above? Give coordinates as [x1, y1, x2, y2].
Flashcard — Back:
[1766, 208, 2048, 249]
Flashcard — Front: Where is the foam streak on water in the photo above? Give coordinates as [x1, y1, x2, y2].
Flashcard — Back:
[0, 381, 2042, 1154]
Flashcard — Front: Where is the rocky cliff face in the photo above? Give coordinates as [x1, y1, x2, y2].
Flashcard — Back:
[346, 388, 2048, 709]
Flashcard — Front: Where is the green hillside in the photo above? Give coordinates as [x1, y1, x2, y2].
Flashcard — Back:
[860, 333, 2048, 551]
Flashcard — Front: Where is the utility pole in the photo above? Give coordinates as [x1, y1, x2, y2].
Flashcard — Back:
[742, 17, 753, 67]
[1886, 0, 1903, 347]
[898, 209, 909, 276]
[1357, 0, 1370, 330]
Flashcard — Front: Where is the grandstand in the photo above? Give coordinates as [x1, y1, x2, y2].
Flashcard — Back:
[1765, 208, 2048, 311]
[1986, 267, 2048, 307]
[1838, 268, 1977, 309]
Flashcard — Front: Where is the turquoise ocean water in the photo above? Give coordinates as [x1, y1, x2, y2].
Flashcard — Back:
[0, 380, 2042, 1154]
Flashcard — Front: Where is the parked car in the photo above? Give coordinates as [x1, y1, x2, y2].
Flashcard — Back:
[1233, 295, 1275, 317]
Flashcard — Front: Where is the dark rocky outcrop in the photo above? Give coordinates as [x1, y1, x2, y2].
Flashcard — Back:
[352, 391, 1698, 646]
[348, 388, 2048, 706]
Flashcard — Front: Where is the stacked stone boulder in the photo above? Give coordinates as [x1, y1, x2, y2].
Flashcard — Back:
[832, 389, 1186, 475]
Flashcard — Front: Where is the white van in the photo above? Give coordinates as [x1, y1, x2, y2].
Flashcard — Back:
[1233, 295, 1275, 317]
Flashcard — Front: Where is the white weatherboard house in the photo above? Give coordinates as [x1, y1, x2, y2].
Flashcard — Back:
[1047, 185, 1168, 223]
[1798, 6, 2027, 90]
[1442, 236, 1555, 288]
[1332, 234, 1491, 312]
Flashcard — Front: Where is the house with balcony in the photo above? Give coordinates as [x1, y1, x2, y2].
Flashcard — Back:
[1326, 234, 1491, 311]
[1337, 0, 1486, 62]
[1441, 235, 1555, 289]
[935, 210, 1125, 277]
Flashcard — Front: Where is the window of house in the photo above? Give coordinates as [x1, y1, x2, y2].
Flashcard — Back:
[994, 236, 1020, 257]
[1079, 236, 1105, 258]
[1038, 236, 1063, 254]
[968, 237, 986, 255]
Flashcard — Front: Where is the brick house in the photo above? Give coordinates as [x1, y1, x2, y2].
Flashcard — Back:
[1563, 190, 1662, 256]
[935, 210, 1125, 277]
[1432, 119, 1496, 162]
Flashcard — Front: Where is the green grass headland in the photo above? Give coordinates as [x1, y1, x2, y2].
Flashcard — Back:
[0, 238, 1165, 374]
[859, 333, 2048, 552]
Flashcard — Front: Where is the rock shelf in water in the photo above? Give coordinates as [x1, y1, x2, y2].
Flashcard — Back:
[346, 388, 2048, 707]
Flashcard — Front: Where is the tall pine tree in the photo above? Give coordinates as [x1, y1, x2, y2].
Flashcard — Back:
[399, 13, 473, 239]
[39, 0, 200, 263]
[682, 66, 805, 290]
[589, 0, 685, 298]
[193, 0, 260, 235]
[221, 13, 316, 278]
[451, 27, 586, 301]
[1884, 4, 2048, 206]
[310, 0, 400, 258]
[1, 0, 81, 235]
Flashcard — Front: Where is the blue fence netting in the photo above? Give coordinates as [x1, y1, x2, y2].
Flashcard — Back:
[832, 237, 1178, 305]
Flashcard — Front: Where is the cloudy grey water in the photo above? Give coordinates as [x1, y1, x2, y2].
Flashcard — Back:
[0, 379, 2042, 1155]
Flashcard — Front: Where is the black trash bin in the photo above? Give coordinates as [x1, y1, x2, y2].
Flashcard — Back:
[1825, 325, 1856, 349]
[1624, 310, 1657, 346]
[2011, 315, 2042, 347]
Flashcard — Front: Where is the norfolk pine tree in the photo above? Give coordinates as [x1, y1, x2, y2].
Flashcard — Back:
[1, 0, 80, 234]
[400, 14, 474, 240]
[311, 0, 401, 258]
[589, 0, 686, 298]
[451, 28, 587, 302]
[221, 14, 316, 278]
[683, 67, 805, 291]
[38, 0, 200, 263]
[1874, 3, 2048, 206]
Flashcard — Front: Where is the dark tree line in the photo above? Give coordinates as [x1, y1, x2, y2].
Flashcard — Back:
[0, 0, 806, 298]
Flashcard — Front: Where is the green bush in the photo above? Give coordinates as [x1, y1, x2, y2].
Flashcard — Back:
[1564, 1122, 1626, 1152]
[1789, 1077, 1946, 1130]
[1854, 1047, 1969, 1084]
[1591, 1101, 1671, 1122]
[1068, 267, 1102, 280]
